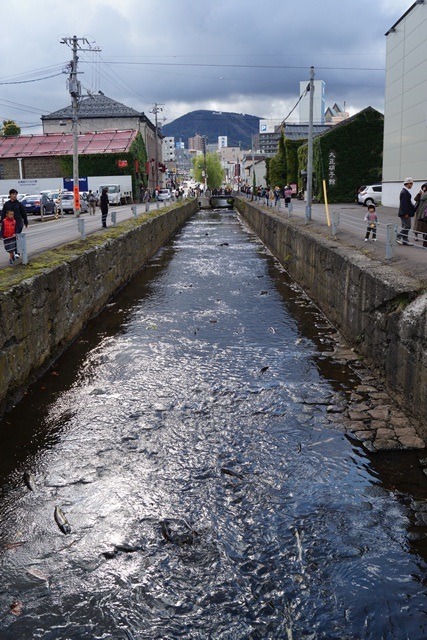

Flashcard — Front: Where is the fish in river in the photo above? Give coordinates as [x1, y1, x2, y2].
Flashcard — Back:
[220, 467, 244, 480]
[161, 520, 199, 546]
[23, 471, 36, 491]
[54, 506, 71, 535]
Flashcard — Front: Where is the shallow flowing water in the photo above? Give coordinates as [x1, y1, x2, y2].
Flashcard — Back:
[1, 210, 427, 639]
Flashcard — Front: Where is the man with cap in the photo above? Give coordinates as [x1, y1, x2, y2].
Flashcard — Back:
[397, 178, 415, 245]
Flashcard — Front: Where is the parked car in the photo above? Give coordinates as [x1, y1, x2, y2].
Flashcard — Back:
[20, 194, 56, 215]
[157, 189, 172, 202]
[355, 185, 367, 202]
[48, 190, 72, 209]
[357, 184, 382, 206]
[59, 193, 88, 214]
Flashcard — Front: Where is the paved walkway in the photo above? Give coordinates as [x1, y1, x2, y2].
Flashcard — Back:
[249, 197, 427, 287]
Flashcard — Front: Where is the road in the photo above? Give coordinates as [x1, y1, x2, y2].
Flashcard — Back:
[0, 201, 168, 270]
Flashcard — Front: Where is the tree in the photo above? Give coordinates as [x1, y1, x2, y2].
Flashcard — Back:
[1, 119, 21, 136]
[192, 153, 224, 189]
[268, 131, 287, 188]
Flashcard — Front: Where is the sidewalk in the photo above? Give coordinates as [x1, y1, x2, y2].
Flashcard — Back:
[266, 199, 427, 287]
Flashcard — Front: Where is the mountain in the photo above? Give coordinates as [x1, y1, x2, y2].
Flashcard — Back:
[161, 110, 261, 149]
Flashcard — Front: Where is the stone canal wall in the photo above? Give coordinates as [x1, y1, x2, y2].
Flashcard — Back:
[0, 201, 197, 414]
[235, 198, 427, 433]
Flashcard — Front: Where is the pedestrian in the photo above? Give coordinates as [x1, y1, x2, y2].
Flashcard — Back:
[274, 186, 281, 207]
[143, 189, 150, 203]
[284, 185, 292, 208]
[414, 182, 427, 247]
[1, 209, 18, 265]
[87, 190, 97, 215]
[100, 187, 109, 228]
[1, 188, 28, 234]
[396, 177, 415, 245]
[364, 204, 378, 242]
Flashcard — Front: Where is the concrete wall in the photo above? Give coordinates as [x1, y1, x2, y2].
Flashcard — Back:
[236, 198, 427, 433]
[0, 201, 197, 414]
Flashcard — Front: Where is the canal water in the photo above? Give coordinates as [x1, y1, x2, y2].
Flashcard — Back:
[1, 209, 427, 639]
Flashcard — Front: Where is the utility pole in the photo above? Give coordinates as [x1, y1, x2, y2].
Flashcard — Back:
[149, 103, 164, 193]
[61, 36, 101, 217]
[251, 134, 255, 200]
[202, 136, 207, 193]
[306, 66, 315, 223]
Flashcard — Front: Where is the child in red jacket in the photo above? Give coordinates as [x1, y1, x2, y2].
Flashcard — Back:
[1, 209, 18, 265]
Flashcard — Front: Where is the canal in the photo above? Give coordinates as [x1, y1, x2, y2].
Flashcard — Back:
[1, 209, 427, 639]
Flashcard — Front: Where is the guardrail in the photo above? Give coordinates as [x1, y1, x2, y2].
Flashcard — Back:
[240, 194, 427, 260]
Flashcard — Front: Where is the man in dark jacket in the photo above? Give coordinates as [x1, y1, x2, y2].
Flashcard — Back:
[397, 177, 415, 246]
[100, 188, 109, 228]
[1, 189, 28, 233]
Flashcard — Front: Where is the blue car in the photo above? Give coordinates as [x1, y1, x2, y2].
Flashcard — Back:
[20, 194, 56, 215]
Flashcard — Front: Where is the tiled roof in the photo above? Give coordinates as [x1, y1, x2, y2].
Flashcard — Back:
[281, 124, 332, 140]
[42, 93, 143, 120]
[0, 130, 138, 158]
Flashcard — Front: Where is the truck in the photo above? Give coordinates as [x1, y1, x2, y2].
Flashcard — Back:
[97, 182, 133, 205]
[0, 174, 134, 205]
[70, 175, 133, 205]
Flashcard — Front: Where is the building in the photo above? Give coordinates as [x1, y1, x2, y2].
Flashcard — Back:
[42, 92, 163, 191]
[382, 1, 427, 206]
[188, 134, 206, 152]
[242, 154, 267, 187]
[324, 103, 350, 124]
[218, 147, 242, 187]
[0, 130, 144, 196]
[305, 106, 384, 203]
[258, 121, 331, 156]
[162, 137, 175, 162]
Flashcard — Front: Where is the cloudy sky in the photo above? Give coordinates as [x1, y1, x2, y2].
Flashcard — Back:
[0, 0, 412, 135]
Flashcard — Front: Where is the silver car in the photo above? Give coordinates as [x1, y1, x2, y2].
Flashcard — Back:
[157, 189, 172, 202]
[357, 184, 382, 206]
[59, 193, 89, 214]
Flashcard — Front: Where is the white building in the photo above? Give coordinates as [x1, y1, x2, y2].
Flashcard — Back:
[299, 80, 325, 124]
[382, 1, 427, 206]
[162, 136, 175, 162]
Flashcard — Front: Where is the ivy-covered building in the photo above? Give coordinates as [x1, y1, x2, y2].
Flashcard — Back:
[0, 129, 148, 199]
[298, 106, 384, 203]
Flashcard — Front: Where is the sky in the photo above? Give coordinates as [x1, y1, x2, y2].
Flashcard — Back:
[0, 0, 413, 136]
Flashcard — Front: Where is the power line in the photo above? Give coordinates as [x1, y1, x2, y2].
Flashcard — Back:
[0, 71, 64, 85]
[0, 98, 50, 115]
[99, 61, 385, 72]
[0, 62, 68, 82]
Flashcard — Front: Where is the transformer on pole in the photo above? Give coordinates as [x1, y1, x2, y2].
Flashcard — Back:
[61, 36, 101, 218]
